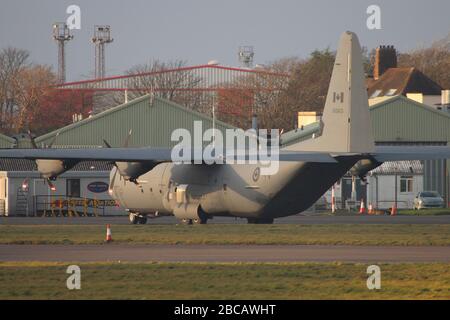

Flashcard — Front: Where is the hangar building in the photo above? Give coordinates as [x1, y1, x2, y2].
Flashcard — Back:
[0, 95, 233, 216]
[294, 95, 450, 209]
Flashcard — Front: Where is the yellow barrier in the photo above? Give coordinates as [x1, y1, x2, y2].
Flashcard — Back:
[38, 196, 107, 217]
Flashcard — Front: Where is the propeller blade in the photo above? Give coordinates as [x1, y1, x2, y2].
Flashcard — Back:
[47, 179, 56, 192]
[103, 139, 112, 148]
[47, 131, 60, 148]
[27, 130, 38, 149]
[102, 140, 119, 167]
[123, 129, 132, 148]
[109, 167, 118, 194]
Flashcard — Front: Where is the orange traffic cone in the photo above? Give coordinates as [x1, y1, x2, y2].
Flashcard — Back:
[359, 199, 366, 214]
[331, 196, 336, 213]
[390, 204, 397, 216]
[331, 186, 336, 213]
[368, 203, 374, 215]
[106, 224, 112, 242]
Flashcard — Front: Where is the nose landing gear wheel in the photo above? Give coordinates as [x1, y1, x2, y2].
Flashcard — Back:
[129, 213, 147, 224]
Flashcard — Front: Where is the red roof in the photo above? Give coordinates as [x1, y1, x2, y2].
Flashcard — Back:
[367, 67, 442, 98]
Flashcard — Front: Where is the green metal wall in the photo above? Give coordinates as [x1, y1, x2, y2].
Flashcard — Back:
[370, 96, 450, 204]
[36, 95, 234, 148]
[0, 134, 18, 148]
[281, 96, 450, 144]
[370, 96, 450, 142]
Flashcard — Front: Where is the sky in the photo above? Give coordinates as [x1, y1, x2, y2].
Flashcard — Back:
[1, 0, 449, 82]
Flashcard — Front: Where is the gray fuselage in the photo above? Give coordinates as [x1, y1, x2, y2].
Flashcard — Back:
[111, 155, 360, 219]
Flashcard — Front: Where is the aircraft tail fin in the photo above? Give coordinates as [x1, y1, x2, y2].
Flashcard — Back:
[289, 31, 375, 154]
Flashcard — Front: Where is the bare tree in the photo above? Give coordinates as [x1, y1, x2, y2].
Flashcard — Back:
[99, 59, 203, 113]
[255, 49, 335, 131]
[398, 34, 450, 88]
[214, 67, 290, 129]
[12, 65, 56, 133]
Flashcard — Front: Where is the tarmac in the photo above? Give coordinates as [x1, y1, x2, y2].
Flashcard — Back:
[1, 244, 449, 263]
[1, 215, 449, 263]
[2, 214, 450, 225]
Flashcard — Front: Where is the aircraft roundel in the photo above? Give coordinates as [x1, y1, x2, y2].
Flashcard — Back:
[252, 167, 260, 182]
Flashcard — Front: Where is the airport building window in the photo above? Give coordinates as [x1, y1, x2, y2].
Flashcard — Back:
[67, 179, 81, 197]
[400, 176, 413, 193]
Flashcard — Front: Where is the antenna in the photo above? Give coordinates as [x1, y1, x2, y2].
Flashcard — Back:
[52, 22, 73, 84]
[238, 46, 254, 68]
[92, 25, 113, 79]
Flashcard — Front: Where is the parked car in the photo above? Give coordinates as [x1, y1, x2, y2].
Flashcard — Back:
[413, 191, 444, 210]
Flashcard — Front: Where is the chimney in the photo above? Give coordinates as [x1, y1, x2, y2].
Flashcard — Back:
[441, 90, 450, 106]
[374, 45, 397, 80]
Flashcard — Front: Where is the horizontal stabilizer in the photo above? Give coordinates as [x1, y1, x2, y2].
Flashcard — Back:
[372, 146, 450, 162]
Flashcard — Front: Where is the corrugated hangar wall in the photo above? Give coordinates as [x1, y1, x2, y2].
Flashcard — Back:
[370, 96, 450, 142]
[36, 94, 234, 148]
[0, 134, 16, 148]
[370, 96, 450, 203]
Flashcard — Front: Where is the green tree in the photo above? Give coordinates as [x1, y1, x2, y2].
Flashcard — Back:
[259, 49, 335, 130]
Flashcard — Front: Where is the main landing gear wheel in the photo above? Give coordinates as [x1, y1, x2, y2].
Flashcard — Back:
[129, 213, 138, 224]
[129, 213, 147, 225]
[138, 216, 148, 224]
[193, 217, 208, 224]
[247, 217, 274, 224]
[181, 218, 193, 225]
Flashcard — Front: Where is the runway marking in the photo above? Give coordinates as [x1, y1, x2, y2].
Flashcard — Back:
[1, 244, 449, 262]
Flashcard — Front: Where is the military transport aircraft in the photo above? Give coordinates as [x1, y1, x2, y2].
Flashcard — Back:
[1, 31, 450, 224]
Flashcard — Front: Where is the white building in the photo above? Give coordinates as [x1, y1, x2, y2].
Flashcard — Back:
[323, 160, 423, 210]
[0, 159, 126, 216]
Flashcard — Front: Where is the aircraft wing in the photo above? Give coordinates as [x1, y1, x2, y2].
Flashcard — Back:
[371, 146, 450, 162]
[2, 145, 447, 163]
[265, 150, 337, 162]
[0, 147, 173, 162]
[0, 147, 338, 163]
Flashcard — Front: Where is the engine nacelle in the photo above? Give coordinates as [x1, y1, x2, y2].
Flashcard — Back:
[349, 158, 383, 179]
[35, 159, 78, 180]
[116, 161, 159, 182]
